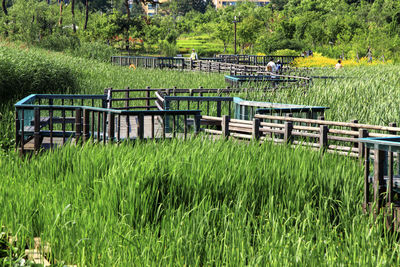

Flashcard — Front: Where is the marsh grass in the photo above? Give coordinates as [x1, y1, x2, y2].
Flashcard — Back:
[1, 138, 397, 265]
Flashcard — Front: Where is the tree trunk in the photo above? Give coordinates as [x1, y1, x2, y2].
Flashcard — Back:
[71, 0, 76, 33]
[124, 0, 130, 51]
[59, 0, 63, 26]
[2, 0, 8, 16]
[2, 0, 8, 36]
[84, 0, 89, 30]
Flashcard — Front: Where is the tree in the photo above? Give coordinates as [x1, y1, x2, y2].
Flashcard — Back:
[84, 0, 88, 29]
[71, 0, 76, 32]
[213, 21, 232, 53]
[1, 0, 8, 35]
[237, 15, 263, 52]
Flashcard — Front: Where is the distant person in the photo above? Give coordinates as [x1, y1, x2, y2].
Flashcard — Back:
[190, 49, 198, 60]
[367, 46, 372, 63]
[276, 60, 282, 73]
[266, 58, 277, 73]
[335, 60, 342, 70]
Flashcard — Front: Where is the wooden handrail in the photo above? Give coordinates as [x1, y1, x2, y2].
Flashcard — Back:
[255, 114, 400, 132]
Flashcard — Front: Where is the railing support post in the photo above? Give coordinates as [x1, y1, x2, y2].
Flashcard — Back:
[252, 118, 260, 140]
[137, 114, 144, 140]
[34, 108, 41, 152]
[284, 121, 293, 144]
[216, 101, 222, 117]
[359, 129, 368, 161]
[363, 145, 370, 212]
[146, 86, 151, 110]
[83, 109, 90, 142]
[351, 119, 359, 150]
[319, 125, 328, 151]
[374, 149, 386, 211]
[222, 115, 230, 139]
[75, 108, 82, 145]
[15, 110, 20, 152]
[108, 113, 115, 143]
[194, 114, 201, 135]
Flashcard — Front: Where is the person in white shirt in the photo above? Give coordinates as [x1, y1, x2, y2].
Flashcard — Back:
[335, 60, 342, 69]
[190, 49, 198, 60]
[266, 58, 277, 73]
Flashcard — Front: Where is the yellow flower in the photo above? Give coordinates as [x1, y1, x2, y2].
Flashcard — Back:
[292, 53, 392, 68]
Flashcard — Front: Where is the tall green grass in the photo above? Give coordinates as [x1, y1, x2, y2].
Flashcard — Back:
[1, 138, 397, 265]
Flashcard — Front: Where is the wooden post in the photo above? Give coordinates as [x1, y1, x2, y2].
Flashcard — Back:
[364, 146, 370, 212]
[15, 110, 20, 152]
[388, 122, 397, 206]
[146, 86, 151, 110]
[216, 101, 222, 117]
[194, 114, 201, 135]
[222, 115, 230, 139]
[34, 108, 41, 152]
[374, 149, 386, 210]
[252, 118, 260, 140]
[388, 149, 393, 205]
[137, 113, 144, 140]
[319, 125, 328, 151]
[284, 121, 293, 144]
[75, 108, 82, 145]
[125, 90, 129, 109]
[359, 129, 368, 161]
[108, 113, 115, 142]
[83, 109, 90, 142]
[351, 119, 358, 149]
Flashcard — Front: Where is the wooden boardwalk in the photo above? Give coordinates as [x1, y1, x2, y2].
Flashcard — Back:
[22, 115, 166, 150]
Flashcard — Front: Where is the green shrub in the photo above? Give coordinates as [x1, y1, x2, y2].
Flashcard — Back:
[71, 41, 118, 63]
[159, 41, 178, 57]
[38, 32, 80, 52]
[273, 49, 299, 56]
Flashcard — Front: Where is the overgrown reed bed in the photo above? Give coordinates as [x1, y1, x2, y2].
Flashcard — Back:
[0, 138, 398, 265]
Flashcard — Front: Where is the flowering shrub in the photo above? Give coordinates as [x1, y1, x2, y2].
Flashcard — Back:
[292, 52, 392, 67]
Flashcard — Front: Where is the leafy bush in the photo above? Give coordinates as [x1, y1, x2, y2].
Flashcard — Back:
[70, 41, 117, 63]
[159, 41, 178, 57]
[38, 33, 79, 51]
[38, 32, 80, 52]
[273, 49, 299, 56]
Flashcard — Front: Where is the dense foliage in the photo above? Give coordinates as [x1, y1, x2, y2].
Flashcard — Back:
[1, 0, 400, 58]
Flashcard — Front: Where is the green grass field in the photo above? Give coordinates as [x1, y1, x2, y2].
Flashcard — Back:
[2, 139, 398, 265]
[2, 43, 400, 265]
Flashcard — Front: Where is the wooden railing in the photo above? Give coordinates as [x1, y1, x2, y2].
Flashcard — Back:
[15, 94, 202, 153]
[110, 55, 310, 77]
[111, 56, 186, 70]
[215, 54, 303, 66]
[199, 114, 400, 159]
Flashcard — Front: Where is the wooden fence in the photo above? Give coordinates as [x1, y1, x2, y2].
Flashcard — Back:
[199, 114, 400, 160]
[110, 56, 310, 77]
[215, 54, 303, 66]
